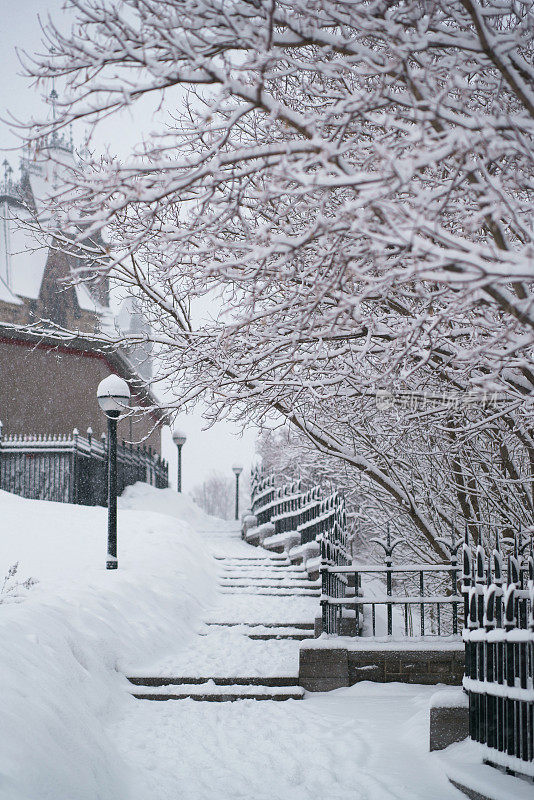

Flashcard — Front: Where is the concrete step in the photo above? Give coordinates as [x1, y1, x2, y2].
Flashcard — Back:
[205, 621, 314, 630]
[128, 676, 300, 687]
[129, 680, 304, 702]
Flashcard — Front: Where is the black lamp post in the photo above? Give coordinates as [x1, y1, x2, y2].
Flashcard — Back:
[232, 465, 243, 521]
[97, 374, 130, 570]
[172, 429, 187, 492]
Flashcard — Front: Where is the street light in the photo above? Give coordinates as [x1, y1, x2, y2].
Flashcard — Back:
[232, 464, 243, 521]
[172, 429, 187, 493]
[97, 374, 130, 570]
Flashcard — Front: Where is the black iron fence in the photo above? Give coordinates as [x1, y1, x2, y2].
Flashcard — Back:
[321, 528, 462, 637]
[251, 468, 534, 776]
[0, 428, 168, 505]
[462, 532, 534, 779]
[250, 468, 351, 633]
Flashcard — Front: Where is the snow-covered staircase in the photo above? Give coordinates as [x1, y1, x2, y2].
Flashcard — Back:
[127, 546, 319, 702]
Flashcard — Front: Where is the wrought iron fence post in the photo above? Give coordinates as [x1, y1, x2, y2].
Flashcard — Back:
[462, 526, 472, 629]
[504, 585, 516, 757]
[371, 524, 401, 637]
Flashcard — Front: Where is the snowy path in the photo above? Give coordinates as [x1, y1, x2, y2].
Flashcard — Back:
[126, 525, 319, 681]
[113, 523, 463, 799]
[112, 683, 461, 800]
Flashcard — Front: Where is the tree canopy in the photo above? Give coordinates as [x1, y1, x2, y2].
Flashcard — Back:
[23, 0, 534, 556]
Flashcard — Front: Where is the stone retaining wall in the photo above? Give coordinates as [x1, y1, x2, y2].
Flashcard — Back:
[300, 645, 464, 691]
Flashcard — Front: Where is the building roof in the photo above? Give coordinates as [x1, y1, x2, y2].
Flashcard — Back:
[0, 138, 160, 416]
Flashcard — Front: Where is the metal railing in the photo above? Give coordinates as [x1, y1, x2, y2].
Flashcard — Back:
[250, 468, 351, 633]
[320, 525, 463, 637]
[252, 468, 534, 775]
[462, 532, 534, 778]
[0, 428, 168, 505]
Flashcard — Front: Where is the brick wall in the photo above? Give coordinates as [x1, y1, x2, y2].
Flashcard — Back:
[0, 339, 162, 452]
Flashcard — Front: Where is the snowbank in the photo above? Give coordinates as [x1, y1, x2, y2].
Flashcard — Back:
[0, 485, 218, 800]
[119, 482, 235, 532]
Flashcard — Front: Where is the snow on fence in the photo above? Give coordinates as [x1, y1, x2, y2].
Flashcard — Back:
[250, 468, 350, 575]
[250, 468, 351, 630]
[462, 532, 534, 778]
[251, 468, 534, 775]
[321, 526, 463, 638]
[0, 428, 168, 505]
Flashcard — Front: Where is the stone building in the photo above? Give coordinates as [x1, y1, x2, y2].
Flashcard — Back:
[0, 134, 165, 450]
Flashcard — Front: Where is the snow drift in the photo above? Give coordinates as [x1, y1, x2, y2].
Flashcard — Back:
[0, 484, 218, 800]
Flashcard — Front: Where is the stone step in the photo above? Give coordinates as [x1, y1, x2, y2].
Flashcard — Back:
[219, 588, 320, 596]
[218, 581, 317, 589]
[197, 625, 314, 640]
[128, 676, 300, 687]
[214, 555, 288, 562]
[221, 564, 296, 569]
[219, 573, 312, 580]
[130, 681, 304, 702]
[205, 621, 314, 630]
[132, 691, 304, 702]
[219, 569, 306, 576]
[220, 579, 308, 584]
[247, 632, 314, 641]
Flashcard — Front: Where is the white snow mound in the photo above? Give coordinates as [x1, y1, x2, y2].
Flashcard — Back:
[0, 484, 217, 800]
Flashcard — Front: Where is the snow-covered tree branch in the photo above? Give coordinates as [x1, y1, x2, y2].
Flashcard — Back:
[21, 0, 534, 556]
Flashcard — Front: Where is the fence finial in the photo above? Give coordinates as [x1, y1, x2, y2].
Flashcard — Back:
[504, 584, 516, 630]
[468, 588, 478, 629]
[484, 584, 497, 630]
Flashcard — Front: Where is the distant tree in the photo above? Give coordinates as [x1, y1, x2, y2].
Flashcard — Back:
[191, 472, 234, 520]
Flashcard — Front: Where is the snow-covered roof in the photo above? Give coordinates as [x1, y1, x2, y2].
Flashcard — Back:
[0, 144, 153, 385]
[0, 275, 22, 305]
[74, 282, 105, 313]
[0, 205, 49, 300]
[0, 145, 110, 314]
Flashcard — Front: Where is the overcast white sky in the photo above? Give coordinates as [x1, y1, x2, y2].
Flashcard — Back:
[0, 0, 259, 496]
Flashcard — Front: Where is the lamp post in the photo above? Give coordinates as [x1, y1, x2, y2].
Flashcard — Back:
[232, 465, 243, 521]
[172, 430, 187, 492]
[97, 375, 130, 570]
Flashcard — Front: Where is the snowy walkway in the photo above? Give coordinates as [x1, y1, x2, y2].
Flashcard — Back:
[113, 522, 463, 800]
[126, 524, 319, 689]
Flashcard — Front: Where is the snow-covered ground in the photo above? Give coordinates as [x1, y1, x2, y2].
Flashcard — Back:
[1, 483, 524, 800]
[0, 485, 219, 800]
[112, 683, 460, 800]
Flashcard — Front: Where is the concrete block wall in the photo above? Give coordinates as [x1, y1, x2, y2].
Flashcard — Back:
[300, 646, 464, 691]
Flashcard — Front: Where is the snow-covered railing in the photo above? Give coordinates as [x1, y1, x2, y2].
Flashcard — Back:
[462, 532, 534, 778]
[249, 469, 351, 623]
[250, 472, 277, 526]
[321, 526, 462, 637]
[0, 428, 168, 505]
[250, 471, 347, 549]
